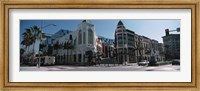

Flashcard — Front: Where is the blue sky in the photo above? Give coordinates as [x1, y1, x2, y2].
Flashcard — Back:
[20, 19, 180, 43]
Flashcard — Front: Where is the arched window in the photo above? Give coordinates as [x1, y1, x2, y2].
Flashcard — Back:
[88, 28, 93, 44]
[83, 32, 86, 44]
[69, 34, 72, 40]
[78, 30, 82, 44]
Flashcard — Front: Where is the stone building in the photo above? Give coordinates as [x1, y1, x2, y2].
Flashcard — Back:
[115, 20, 136, 63]
[162, 29, 180, 60]
[115, 20, 165, 64]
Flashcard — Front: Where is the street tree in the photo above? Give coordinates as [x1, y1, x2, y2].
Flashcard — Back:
[20, 48, 25, 64]
[39, 43, 47, 56]
[63, 41, 73, 64]
[30, 26, 41, 62]
[21, 28, 33, 55]
[53, 41, 60, 64]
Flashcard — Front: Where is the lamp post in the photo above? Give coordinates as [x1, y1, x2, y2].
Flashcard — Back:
[37, 23, 56, 68]
[124, 44, 127, 65]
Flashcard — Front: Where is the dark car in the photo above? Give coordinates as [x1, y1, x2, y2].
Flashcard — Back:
[172, 60, 180, 65]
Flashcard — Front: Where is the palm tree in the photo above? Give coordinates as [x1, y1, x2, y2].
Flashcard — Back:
[21, 28, 34, 65]
[20, 48, 25, 64]
[63, 42, 67, 64]
[39, 43, 47, 55]
[30, 26, 41, 61]
[54, 41, 60, 55]
[47, 44, 53, 56]
[63, 41, 73, 65]
[63, 42, 70, 64]
[53, 41, 60, 64]
[21, 28, 34, 55]
[20, 48, 25, 55]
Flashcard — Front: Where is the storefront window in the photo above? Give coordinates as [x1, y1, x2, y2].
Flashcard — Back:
[78, 54, 81, 62]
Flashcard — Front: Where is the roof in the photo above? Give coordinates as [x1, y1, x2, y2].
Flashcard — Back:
[117, 20, 124, 25]
[82, 20, 91, 24]
[51, 29, 72, 39]
[126, 29, 135, 34]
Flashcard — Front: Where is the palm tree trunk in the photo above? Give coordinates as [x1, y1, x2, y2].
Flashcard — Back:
[28, 46, 30, 54]
[26, 46, 28, 54]
[67, 49, 68, 65]
[70, 49, 72, 64]
[32, 41, 36, 63]
[57, 49, 59, 64]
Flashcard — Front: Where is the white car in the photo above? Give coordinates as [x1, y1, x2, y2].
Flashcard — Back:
[138, 60, 149, 66]
[36, 56, 55, 65]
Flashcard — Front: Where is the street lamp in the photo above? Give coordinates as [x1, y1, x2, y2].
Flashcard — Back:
[124, 44, 128, 65]
[37, 23, 56, 68]
[42, 24, 56, 29]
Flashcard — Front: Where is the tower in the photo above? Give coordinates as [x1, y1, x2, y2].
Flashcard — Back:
[115, 20, 127, 64]
[76, 20, 97, 63]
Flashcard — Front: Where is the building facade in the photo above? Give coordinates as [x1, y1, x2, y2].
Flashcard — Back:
[162, 29, 180, 60]
[115, 20, 165, 64]
[115, 20, 136, 63]
[40, 29, 71, 56]
[21, 20, 169, 65]
[158, 43, 165, 61]
[52, 20, 97, 65]
[97, 36, 114, 58]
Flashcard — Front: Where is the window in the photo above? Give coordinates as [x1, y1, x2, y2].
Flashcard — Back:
[83, 32, 86, 44]
[78, 30, 82, 44]
[69, 35, 72, 40]
[78, 54, 81, 62]
[123, 34, 126, 39]
[74, 54, 76, 62]
[88, 28, 93, 44]
[74, 38, 77, 46]
[118, 34, 122, 39]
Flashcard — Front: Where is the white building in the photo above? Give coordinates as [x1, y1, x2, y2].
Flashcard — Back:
[40, 29, 71, 56]
[52, 20, 97, 65]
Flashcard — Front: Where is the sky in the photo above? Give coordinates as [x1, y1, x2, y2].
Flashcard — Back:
[20, 19, 180, 44]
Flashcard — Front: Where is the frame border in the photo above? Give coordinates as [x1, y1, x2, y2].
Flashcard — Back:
[1, 0, 199, 91]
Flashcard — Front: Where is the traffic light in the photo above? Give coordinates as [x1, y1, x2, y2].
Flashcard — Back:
[165, 29, 169, 36]
[176, 27, 180, 32]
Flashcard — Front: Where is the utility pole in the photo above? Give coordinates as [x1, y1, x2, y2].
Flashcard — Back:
[37, 22, 56, 68]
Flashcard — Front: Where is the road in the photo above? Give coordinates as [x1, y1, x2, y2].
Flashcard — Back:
[20, 64, 180, 71]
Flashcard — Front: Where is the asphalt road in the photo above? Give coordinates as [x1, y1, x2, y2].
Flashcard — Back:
[20, 64, 180, 71]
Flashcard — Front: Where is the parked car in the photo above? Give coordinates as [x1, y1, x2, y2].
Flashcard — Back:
[172, 59, 180, 65]
[138, 60, 149, 66]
